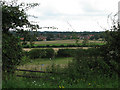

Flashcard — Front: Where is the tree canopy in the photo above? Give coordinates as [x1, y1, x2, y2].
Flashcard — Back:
[1, 0, 39, 33]
[2, 0, 39, 73]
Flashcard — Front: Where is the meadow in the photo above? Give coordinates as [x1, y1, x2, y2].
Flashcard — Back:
[23, 39, 105, 48]
[33, 39, 104, 45]
[3, 56, 118, 88]
[17, 57, 73, 71]
[3, 48, 119, 88]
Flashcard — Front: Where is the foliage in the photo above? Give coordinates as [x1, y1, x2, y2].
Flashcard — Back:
[82, 38, 89, 45]
[1, 0, 39, 33]
[23, 51, 29, 57]
[2, 32, 23, 72]
[100, 15, 120, 77]
[57, 49, 76, 57]
[17, 30, 37, 47]
[2, 0, 39, 73]
[28, 49, 55, 59]
[43, 49, 55, 58]
[28, 49, 46, 59]
[2, 67, 118, 88]
[22, 43, 104, 48]
[66, 48, 114, 80]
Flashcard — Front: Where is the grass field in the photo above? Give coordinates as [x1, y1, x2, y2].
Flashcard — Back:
[4, 57, 118, 88]
[33, 39, 104, 45]
[17, 57, 73, 71]
[24, 39, 105, 47]
[3, 74, 118, 88]
[23, 39, 105, 51]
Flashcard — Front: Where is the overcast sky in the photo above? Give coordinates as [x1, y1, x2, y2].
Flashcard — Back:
[18, 0, 120, 32]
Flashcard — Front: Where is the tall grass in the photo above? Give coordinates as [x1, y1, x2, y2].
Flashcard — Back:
[2, 72, 118, 88]
[2, 48, 119, 88]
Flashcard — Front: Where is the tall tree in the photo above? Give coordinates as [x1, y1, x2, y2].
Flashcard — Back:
[2, 0, 39, 32]
[2, 0, 39, 73]
[101, 13, 120, 77]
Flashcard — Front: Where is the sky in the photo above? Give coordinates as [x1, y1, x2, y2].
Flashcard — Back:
[18, 0, 120, 32]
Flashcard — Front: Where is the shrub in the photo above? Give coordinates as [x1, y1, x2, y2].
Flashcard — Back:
[23, 51, 29, 57]
[22, 44, 30, 48]
[29, 49, 55, 59]
[86, 47, 102, 57]
[46, 45, 50, 47]
[60, 45, 65, 47]
[2, 32, 23, 73]
[66, 48, 113, 80]
[43, 49, 55, 58]
[22, 42, 27, 45]
[29, 49, 46, 59]
[57, 49, 76, 57]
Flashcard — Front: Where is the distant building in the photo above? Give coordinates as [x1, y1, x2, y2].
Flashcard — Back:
[79, 36, 84, 39]
[36, 36, 47, 41]
[20, 38, 24, 41]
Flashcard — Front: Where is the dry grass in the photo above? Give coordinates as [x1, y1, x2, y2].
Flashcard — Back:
[17, 64, 68, 71]
[23, 47, 91, 52]
[17, 64, 49, 71]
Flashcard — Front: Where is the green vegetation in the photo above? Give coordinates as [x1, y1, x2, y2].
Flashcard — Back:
[2, 0, 39, 73]
[27, 57, 72, 65]
[57, 49, 76, 57]
[2, 0, 119, 89]
[100, 25, 120, 77]
[22, 41, 105, 48]
[17, 57, 72, 71]
[28, 48, 55, 59]
[2, 32, 23, 73]
[2, 73, 118, 88]
[3, 48, 119, 88]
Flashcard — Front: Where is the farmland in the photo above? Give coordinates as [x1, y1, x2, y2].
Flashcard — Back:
[33, 39, 104, 45]
[23, 39, 105, 51]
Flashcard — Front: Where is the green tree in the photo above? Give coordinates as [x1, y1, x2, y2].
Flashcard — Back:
[2, 0, 39, 73]
[2, 0, 39, 33]
[82, 38, 89, 45]
[2, 33, 22, 73]
[101, 14, 120, 77]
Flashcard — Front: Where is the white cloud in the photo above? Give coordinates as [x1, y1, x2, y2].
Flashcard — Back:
[17, 0, 120, 32]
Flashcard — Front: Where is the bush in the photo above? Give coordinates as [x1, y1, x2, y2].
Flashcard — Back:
[66, 48, 113, 80]
[86, 47, 102, 57]
[29, 49, 46, 59]
[57, 49, 76, 57]
[43, 49, 55, 58]
[23, 51, 29, 57]
[2, 32, 23, 73]
[22, 44, 30, 48]
[29, 49, 55, 59]
[22, 42, 27, 45]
